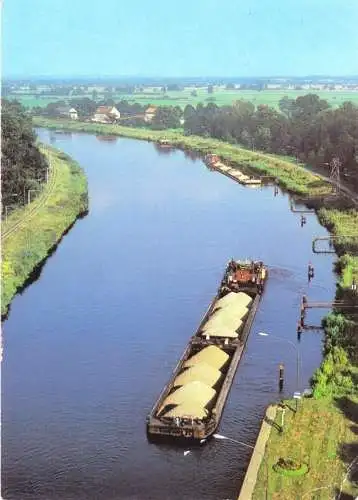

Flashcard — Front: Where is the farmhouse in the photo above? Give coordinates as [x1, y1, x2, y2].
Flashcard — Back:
[144, 106, 157, 123]
[92, 106, 121, 123]
[56, 106, 78, 120]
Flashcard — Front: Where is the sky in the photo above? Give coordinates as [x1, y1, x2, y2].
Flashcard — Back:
[2, 0, 358, 78]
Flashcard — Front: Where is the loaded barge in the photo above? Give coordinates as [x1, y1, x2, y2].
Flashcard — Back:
[146, 259, 267, 441]
[204, 154, 262, 186]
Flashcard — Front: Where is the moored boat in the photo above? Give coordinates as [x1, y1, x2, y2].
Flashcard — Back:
[146, 259, 267, 441]
[157, 139, 172, 147]
[204, 154, 262, 186]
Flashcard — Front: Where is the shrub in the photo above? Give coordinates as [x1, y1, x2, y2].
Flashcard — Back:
[273, 458, 309, 476]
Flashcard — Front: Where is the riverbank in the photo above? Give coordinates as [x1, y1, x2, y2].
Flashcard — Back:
[33, 117, 332, 197]
[252, 397, 358, 499]
[249, 244, 357, 498]
[1, 145, 88, 318]
[250, 218, 357, 497]
[238, 405, 277, 500]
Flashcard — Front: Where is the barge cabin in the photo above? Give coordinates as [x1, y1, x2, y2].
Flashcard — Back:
[204, 153, 220, 167]
[147, 259, 267, 441]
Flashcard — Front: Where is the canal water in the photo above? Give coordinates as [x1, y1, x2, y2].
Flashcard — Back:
[2, 129, 336, 500]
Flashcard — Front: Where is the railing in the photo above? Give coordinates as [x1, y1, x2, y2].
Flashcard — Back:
[289, 198, 315, 214]
[312, 235, 358, 254]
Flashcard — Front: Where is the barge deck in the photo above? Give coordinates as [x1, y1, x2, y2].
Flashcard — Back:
[146, 259, 267, 441]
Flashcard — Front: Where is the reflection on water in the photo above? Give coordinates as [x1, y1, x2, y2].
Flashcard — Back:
[183, 149, 202, 162]
[152, 142, 175, 155]
[2, 129, 336, 500]
[95, 135, 118, 143]
[49, 130, 73, 144]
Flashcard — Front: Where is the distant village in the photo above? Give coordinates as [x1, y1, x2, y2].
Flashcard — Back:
[53, 104, 157, 124]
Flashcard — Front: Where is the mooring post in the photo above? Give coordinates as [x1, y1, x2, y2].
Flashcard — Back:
[278, 363, 284, 392]
[297, 321, 302, 340]
[300, 296, 306, 328]
[308, 263, 314, 281]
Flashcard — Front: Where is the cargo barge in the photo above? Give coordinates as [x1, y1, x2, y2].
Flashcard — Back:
[146, 259, 267, 441]
[204, 154, 262, 186]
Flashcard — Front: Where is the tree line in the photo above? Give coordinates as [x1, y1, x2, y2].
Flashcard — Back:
[2, 99, 47, 211]
[183, 95, 358, 187]
[28, 93, 358, 187]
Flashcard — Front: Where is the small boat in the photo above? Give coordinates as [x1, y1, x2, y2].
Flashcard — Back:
[158, 139, 172, 147]
[146, 259, 267, 441]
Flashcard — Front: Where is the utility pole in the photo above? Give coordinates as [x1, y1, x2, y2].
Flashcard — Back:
[330, 156, 341, 195]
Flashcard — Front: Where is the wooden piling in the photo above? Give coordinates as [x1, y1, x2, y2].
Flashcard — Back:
[278, 364, 284, 392]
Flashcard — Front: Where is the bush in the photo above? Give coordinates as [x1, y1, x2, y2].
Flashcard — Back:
[311, 345, 356, 398]
[273, 458, 309, 476]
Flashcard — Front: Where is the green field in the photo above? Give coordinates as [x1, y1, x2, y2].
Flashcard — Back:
[10, 94, 64, 108]
[10, 88, 358, 109]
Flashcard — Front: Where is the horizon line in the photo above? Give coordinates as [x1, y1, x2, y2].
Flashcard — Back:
[3, 74, 358, 81]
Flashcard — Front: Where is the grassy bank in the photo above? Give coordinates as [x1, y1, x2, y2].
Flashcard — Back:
[252, 233, 357, 499]
[252, 221, 357, 498]
[252, 397, 358, 500]
[33, 116, 332, 197]
[318, 208, 358, 294]
[318, 209, 358, 252]
[1, 145, 88, 317]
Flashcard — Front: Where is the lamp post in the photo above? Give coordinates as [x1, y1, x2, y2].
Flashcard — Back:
[258, 332, 301, 397]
